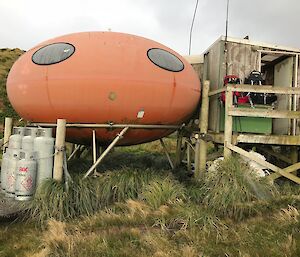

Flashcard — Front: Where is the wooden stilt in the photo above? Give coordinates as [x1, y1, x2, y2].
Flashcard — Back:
[197, 80, 210, 178]
[3, 117, 12, 152]
[224, 86, 233, 158]
[53, 119, 66, 182]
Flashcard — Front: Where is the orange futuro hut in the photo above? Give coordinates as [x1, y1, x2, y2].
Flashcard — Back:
[7, 32, 201, 145]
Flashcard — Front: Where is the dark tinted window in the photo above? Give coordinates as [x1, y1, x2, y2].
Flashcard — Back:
[147, 48, 184, 72]
[32, 43, 75, 65]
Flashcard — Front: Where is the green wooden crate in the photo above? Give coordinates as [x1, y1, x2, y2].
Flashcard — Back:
[219, 104, 272, 134]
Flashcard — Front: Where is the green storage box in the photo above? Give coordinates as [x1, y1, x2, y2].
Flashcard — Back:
[219, 104, 272, 134]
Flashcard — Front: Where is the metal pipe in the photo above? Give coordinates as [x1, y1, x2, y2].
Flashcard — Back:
[187, 143, 191, 172]
[83, 127, 129, 178]
[67, 144, 81, 161]
[30, 123, 181, 130]
[92, 130, 97, 174]
[159, 138, 174, 169]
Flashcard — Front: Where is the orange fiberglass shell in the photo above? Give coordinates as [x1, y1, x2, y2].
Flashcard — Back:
[7, 32, 201, 145]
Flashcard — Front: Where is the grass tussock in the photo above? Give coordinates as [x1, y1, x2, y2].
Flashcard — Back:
[200, 156, 278, 220]
[140, 178, 186, 209]
[27, 168, 170, 224]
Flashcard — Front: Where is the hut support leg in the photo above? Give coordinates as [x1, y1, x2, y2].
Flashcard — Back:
[175, 130, 183, 167]
[187, 143, 192, 172]
[92, 130, 100, 175]
[67, 144, 81, 161]
[224, 86, 233, 158]
[53, 119, 67, 182]
[194, 136, 200, 173]
[84, 127, 129, 178]
[3, 117, 12, 152]
[159, 138, 174, 169]
[196, 80, 210, 179]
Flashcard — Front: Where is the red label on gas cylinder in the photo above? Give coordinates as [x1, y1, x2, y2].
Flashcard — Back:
[19, 167, 28, 172]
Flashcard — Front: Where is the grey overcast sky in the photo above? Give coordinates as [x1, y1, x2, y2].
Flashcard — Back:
[0, 0, 299, 55]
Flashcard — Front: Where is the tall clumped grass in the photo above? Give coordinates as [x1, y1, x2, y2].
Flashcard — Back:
[200, 156, 278, 220]
[140, 178, 186, 209]
[27, 168, 169, 224]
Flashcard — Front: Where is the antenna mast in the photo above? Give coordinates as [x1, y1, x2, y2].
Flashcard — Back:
[189, 0, 199, 55]
[225, 0, 230, 75]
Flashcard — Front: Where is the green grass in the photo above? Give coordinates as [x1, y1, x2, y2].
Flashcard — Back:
[200, 156, 278, 220]
[1, 138, 300, 256]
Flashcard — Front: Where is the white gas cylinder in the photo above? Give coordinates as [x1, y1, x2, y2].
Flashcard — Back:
[15, 151, 37, 201]
[8, 127, 25, 149]
[22, 127, 38, 151]
[34, 128, 55, 185]
[0, 149, 11, 192]
[5, 149, 20, 198]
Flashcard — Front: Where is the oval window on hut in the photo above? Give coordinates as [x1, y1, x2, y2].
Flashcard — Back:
[147, 48, 184, 72]
[32, 43, 75, 65]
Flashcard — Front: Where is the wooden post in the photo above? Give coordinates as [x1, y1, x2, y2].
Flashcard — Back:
[3, 117, 12, 152]
[197, 80, 210, 178]
[224, 86, 233, 158]
[53, 119, 66, 182]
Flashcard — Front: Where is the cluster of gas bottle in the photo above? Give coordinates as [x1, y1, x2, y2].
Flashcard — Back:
[0, 127, 55, 201]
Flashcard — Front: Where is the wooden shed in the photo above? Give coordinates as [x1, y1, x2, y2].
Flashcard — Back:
[199, 36, 300, 136]
[181, 36, 300, 184]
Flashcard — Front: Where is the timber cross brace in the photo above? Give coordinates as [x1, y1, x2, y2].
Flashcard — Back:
[226, 142, 300, 184]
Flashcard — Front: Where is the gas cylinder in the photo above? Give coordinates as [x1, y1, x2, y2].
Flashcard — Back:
[34, 128, 55, 185]
[5, 149, 20, 198]
[0, 149, 11, 192]
[15, 151, 37, 201]
[22, 127, 38, 151]
[8, 127, 25, 149]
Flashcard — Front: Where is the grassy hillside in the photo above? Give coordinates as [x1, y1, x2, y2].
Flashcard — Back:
[0, 48, 24, 128]
[0, 142, 300, 257]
